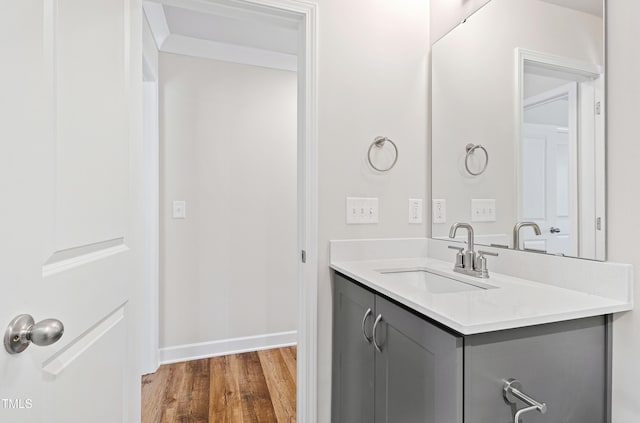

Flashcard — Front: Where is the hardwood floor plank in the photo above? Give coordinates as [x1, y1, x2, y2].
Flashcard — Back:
[162, 362, 186, 422]
[142, 365, 172, 423]
[258, 349, 296, 423]
[234, 352, 279, 422]
[142, 347, 296, 423]
[210, 355, 244, 423]
[279, 347, 297, 383]
[174, 359, 210, 423]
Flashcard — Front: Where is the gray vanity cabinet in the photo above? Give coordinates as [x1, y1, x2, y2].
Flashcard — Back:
[333, 272, 608, 423]
[332, 273, 463, 423]
[332, 273, 376, 422]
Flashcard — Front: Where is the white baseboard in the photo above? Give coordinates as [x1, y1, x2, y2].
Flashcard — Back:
[159, 330, 297, 365]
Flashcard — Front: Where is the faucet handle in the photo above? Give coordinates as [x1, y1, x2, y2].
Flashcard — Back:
[477, 250, 498, 278]
[448, 245, 465, 269]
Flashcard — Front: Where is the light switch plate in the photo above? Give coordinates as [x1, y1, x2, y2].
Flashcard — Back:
[346, 197, 379, 224]
[408, 199, 423, 224]
[172, 200, 186, 219]
[432, 199, 446, 224]
[471, 199, 496, 222]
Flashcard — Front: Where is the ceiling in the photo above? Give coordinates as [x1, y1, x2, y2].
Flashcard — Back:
[539, 0, 603, 17]
[163, 5, 298, 55]
[143, 1, 299, 71]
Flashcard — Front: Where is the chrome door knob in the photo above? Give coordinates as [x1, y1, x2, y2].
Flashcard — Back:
[4, 314, 64, 354]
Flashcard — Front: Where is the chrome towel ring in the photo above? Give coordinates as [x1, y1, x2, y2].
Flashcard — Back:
[368, 136, 398, 172]
[464, 143, 488, 176]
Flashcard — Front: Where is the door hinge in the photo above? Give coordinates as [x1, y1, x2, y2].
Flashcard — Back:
[596, 217, 602, 231]
[301, 250, 307, 263]
[595, 101, 601, 115]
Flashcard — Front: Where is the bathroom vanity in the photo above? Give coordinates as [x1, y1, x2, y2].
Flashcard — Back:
[330, 1, 631, 421]
[330, 239, 632, 423]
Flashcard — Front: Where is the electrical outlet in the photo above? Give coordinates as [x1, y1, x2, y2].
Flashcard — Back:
[346, 197, 379, 224]
[432, 199, 446, 224]
[408, 199, 423, 224]
[471, 199, 496, 222]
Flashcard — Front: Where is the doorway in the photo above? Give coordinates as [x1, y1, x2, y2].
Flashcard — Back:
[141, 0, 318, 421]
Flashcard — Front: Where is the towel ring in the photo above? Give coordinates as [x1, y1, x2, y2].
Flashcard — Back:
[464, 143, 488, 176]
[368, 136, 398, 172]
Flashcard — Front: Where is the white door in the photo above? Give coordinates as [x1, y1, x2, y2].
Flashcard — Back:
[521, 123, 574, 255]
[520, 82, 578, 256]
[1, 1, 140, 422]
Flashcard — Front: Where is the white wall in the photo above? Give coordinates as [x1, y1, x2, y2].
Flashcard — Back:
[431, 0, 602, 241]
[608, 1, 640, 420]
[159, 53, 298, 349]
[315, 0, 429, 421]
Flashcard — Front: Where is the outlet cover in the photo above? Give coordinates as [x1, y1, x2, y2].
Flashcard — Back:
[172, 200, 186, 219]
[432, 199, 446, 224]
[409, 199, 423, 224]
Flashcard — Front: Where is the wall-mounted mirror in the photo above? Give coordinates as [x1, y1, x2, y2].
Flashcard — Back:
[431, 0, 605, 260]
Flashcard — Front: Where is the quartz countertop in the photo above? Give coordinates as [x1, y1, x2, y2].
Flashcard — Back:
[331, 255, 633, 335]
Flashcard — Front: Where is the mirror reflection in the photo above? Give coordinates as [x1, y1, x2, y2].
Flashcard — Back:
[431, 0, 605, 260]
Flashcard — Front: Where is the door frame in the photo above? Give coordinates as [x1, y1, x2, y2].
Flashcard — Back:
[140, 0, 318, 421]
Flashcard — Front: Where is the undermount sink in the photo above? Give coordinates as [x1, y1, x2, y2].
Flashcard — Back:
[378, 267, 497, 293]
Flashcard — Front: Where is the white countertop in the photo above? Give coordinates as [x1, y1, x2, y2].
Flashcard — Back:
[331, 255, 633, 335]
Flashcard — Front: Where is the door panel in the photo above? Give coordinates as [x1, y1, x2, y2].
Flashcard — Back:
[374, 297, 462, 423]
[54, 0, 128, 251]
[521, 123, 572, 254]
[0, 1, 137, 421]
[43, 310, 126, 422]
[332, 275, 375, 423]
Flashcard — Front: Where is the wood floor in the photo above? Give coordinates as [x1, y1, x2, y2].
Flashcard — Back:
[142, 347, 297, 423]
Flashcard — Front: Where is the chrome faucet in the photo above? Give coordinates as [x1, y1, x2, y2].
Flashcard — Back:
[449, 222, 476, 270]
[448, 222, 498, 278]
[513, 221, 542, 250]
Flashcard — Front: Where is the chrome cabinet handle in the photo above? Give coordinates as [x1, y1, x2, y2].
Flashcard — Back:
[361, 308, 373, 343]
[503, 378, 547, 423]
[372, 314, 384, 352]
[4, 314, 64, 354]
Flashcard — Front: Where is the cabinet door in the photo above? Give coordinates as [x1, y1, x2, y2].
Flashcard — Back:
[332, 274, 376, 423]
[464, 316, 606, 423]
[374, 296, 463, 423]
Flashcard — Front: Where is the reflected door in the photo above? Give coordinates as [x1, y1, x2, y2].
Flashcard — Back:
[520, 83, 578, 256]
